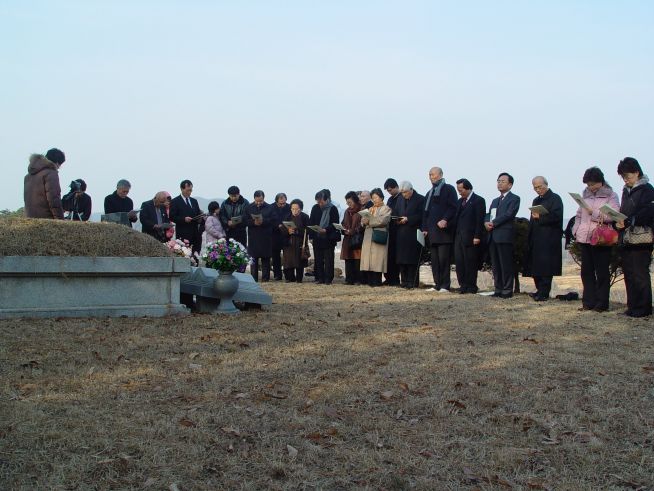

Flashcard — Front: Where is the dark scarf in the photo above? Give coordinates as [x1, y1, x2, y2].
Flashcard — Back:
[424, 179, 445, 211]
[319, 200, 333, 229]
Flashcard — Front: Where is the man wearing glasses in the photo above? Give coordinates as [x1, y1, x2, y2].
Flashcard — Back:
[484, 173, 521, 298]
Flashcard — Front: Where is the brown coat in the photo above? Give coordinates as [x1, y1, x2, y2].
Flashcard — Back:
[23, 154, 64, 219]
[360, 204, 391, 273]
[340, 205, 363, 260]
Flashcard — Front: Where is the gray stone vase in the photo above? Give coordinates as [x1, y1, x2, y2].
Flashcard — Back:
[213, 270, 240, 314]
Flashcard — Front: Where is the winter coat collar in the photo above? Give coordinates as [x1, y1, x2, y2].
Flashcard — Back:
[582, 185, 613, 199]
[28, 154, 58, 175]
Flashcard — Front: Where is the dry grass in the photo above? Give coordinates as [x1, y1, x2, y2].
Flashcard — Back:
[1, 283, 653, 490]
[0, 218, 170, 257]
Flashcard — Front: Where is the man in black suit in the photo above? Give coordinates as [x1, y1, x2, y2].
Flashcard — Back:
[169, 180, 205, 255]
[454, 179, 486, 294]
[422, 166, 458, 292]
[484, 172, 521, 298]
[395, 181, 425, 289]
[140, 191, 170, 241]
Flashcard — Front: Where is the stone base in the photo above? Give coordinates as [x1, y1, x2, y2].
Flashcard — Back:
[0, 256, 191, 319]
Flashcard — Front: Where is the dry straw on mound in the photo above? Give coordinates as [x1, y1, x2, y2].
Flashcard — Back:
[0, 218, 172, 257]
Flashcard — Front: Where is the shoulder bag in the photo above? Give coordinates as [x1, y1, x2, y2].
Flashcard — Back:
[623, 225, 653, 245]
[371, 228, 388, 245]
[590, 215, 618, 247]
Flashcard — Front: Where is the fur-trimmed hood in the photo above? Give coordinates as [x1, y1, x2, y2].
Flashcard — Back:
[28, 154, 59, 175]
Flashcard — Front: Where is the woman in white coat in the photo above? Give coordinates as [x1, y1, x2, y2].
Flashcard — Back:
[360, 188, 392, 286]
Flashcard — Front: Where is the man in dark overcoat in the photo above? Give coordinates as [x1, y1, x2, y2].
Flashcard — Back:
[271, 193, 291, 281]
[246, 190, 277, 282]
[485, 172, 521, 298]
[384, 178, 401, 286]
[309, 189, 341, 284]
[170, 179, 205, 255]
[394, 181, 425, 289]
[454, 178, 486, 294]
[219, 185, 249, 247]
[523, 176, 563, 301]
[422, 166, 458, 291]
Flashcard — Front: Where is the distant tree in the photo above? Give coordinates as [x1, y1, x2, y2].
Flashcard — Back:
[0, 208, 25, 219]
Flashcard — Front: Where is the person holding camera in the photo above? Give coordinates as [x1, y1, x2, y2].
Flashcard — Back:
[62, 179, 92, 221]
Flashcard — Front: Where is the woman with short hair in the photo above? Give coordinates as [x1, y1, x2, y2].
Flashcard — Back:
[340, 191, 363, 285]
[282, 199, 310, 282]
[359, 188, 392, 287]
[615, 157, 654, 317]
[572, 167, 620, 312]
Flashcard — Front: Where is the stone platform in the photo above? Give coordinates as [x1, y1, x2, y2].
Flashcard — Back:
[0, 256, 191, 318]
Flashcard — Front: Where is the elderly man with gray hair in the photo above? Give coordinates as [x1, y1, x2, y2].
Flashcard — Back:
[523, 176, 564, 301]
[104, 179, 138, 227]
[395, 181, 426, 288]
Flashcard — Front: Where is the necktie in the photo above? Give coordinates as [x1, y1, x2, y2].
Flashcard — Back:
[185, 197, 191, 208]
[462, 198, 467, 208]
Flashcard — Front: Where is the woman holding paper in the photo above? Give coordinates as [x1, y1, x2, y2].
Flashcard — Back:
[340, 191, 364, 285]
[572, 167, 620, 312]
[615, 157, 654, 317]
[360, 188, 392, 287]
[282, 199, 310, 282]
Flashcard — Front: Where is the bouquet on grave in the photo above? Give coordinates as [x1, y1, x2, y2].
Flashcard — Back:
[202, 238, 251, 273]
[166, 238, 199, 266]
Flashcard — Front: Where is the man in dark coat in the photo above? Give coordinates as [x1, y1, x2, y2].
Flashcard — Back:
[62, 179, 92, 221]
[169, 179, 205, 255]
[422, 166, 458, 291]
[270, 193, 291, 281]
[309, 189, 341, 284]
[523, 176, 563, 301]
[140, 192, 171, 241]
[394, 181, 425, 289]
[454, 178, 486, 294]
[485, 172, 521, 298]
[246, 190, 277, 282]
[24, 148, 65, 219]
[219, 185, 249, 247]
[384, 178, 401, 286]
[104, 179, 138, 227]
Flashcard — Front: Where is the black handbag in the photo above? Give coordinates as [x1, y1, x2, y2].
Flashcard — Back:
[371, 228, 388, 245]
[349, 231, 364, 249]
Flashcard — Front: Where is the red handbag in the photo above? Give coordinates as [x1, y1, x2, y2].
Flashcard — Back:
[590, 216, 618, 246]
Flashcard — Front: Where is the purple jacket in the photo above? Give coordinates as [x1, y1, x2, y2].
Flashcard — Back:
[572, 185, 620, 244]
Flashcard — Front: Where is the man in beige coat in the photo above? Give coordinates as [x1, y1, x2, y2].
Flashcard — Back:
[24, 148, 66, 219]
[360, 188, 392, 286]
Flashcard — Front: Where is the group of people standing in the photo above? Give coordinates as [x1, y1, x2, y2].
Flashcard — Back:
[23, 149, 654, 317]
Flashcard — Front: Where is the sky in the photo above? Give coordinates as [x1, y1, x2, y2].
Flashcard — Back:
[2, 0, 653, 218]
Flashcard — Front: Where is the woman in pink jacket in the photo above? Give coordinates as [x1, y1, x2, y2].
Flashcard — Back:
[572, 167, 620, 312]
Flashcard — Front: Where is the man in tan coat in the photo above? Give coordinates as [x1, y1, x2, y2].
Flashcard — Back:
[24, 148, 66, 219]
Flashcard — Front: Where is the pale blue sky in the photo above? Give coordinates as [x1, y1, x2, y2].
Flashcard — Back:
[2, 1, 652, 217]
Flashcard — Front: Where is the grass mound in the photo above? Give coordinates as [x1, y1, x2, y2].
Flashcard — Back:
[0, 218, 172, 257]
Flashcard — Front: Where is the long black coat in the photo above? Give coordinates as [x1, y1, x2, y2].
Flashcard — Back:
[246, 202, 277, 258]
[308, 203, 341, 249]
[524, 189, 563, 277]
[422, 182, 458, 244]
[395, 191, 425, 265]
[271, 202, 291, 250]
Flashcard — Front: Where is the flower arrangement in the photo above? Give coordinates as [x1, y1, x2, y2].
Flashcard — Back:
[166, 238, 199, 266]
[202, 238, 250, 273]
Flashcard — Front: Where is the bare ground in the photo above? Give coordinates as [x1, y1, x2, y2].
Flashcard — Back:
[1, 282, 653, 490]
